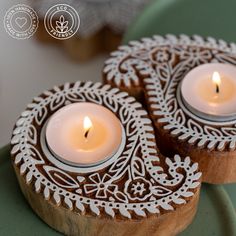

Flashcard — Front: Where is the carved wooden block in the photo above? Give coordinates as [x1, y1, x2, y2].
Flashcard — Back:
[103, 34, 236, 184]
[11, 81, 201, 236]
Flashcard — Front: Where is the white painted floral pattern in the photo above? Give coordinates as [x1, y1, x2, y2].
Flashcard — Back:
[84, 173, 118, 199]
[11, 81, 201, 219]
[104, 34, 236, 151]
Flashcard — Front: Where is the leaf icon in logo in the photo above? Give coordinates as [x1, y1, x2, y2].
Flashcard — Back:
[56, 15, 69, 33]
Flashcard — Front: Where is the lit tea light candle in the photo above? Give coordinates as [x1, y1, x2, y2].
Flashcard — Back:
[181, 63, 236, 121]
[46, 102, 123, 166]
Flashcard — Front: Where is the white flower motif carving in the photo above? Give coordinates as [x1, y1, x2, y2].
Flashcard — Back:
[151, 48, 175, 64]
[132, 182, 145, 195]
[84, 173, 117, 199]
[125, 177, 152, 201]
[178, 47, 212, 66]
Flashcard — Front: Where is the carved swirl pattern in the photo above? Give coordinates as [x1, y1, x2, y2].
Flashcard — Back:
[11, 81, 200, 219]
[104, 34, 236, 151]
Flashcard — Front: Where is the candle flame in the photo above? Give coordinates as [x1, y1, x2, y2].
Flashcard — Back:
[83, 116, 92, 138]
[212, 71, 221, 93]
[212, 71, 221, 85]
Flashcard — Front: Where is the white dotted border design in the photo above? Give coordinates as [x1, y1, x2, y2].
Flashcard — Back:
[11, 81, 201, 219]
[104, 34, 236, 151]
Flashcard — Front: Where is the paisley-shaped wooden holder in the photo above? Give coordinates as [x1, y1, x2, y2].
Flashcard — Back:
[104, 34, 236, 184]
[11, 81, 201, 236]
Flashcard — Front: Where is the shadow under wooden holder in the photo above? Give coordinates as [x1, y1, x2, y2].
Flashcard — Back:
[103, 34, 236, 184]
[11, 81, 201, 236]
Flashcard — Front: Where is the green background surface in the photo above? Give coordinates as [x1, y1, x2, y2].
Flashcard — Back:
[1, 145, 236, 235]
[124, 0, 236, 44]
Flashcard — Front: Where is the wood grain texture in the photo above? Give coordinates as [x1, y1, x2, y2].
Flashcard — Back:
[15, 165, 200, 236]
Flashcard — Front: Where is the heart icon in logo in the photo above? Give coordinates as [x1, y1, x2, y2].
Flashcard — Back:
[15, 17, 27, 28]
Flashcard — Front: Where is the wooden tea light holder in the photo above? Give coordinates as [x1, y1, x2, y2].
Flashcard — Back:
[11, 81, 201, 236]
[104, 34, 236, 184]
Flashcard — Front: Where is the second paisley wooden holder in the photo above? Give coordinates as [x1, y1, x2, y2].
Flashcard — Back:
[11, 81, 201, 236]
[104, 34, 236, 184]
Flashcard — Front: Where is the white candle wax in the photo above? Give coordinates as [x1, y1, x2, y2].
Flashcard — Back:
[181, 63, 236, 121]
[46, 102, 123, 166]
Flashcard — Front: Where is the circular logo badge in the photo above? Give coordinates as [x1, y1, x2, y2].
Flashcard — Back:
[44, 4, 80, 40]
[4, 4, 39, 40]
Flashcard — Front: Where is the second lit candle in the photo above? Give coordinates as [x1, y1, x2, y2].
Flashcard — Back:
[181, 63, 236, 121]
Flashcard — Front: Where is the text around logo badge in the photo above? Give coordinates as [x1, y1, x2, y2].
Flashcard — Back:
[4, 4, 39, 40]
[44, 4, 80, 40]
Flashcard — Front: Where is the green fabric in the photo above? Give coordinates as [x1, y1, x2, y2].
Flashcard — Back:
[181, 184, 236, 236]
[124, 0, 236, 44]
[1, 145, 236, 235]
[0, 145, 60, 236]
[225, 184, 236, 209]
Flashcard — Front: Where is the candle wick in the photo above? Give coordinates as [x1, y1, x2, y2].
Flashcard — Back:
[216, 84, 220, 94]
[84, 129, 90, 139]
